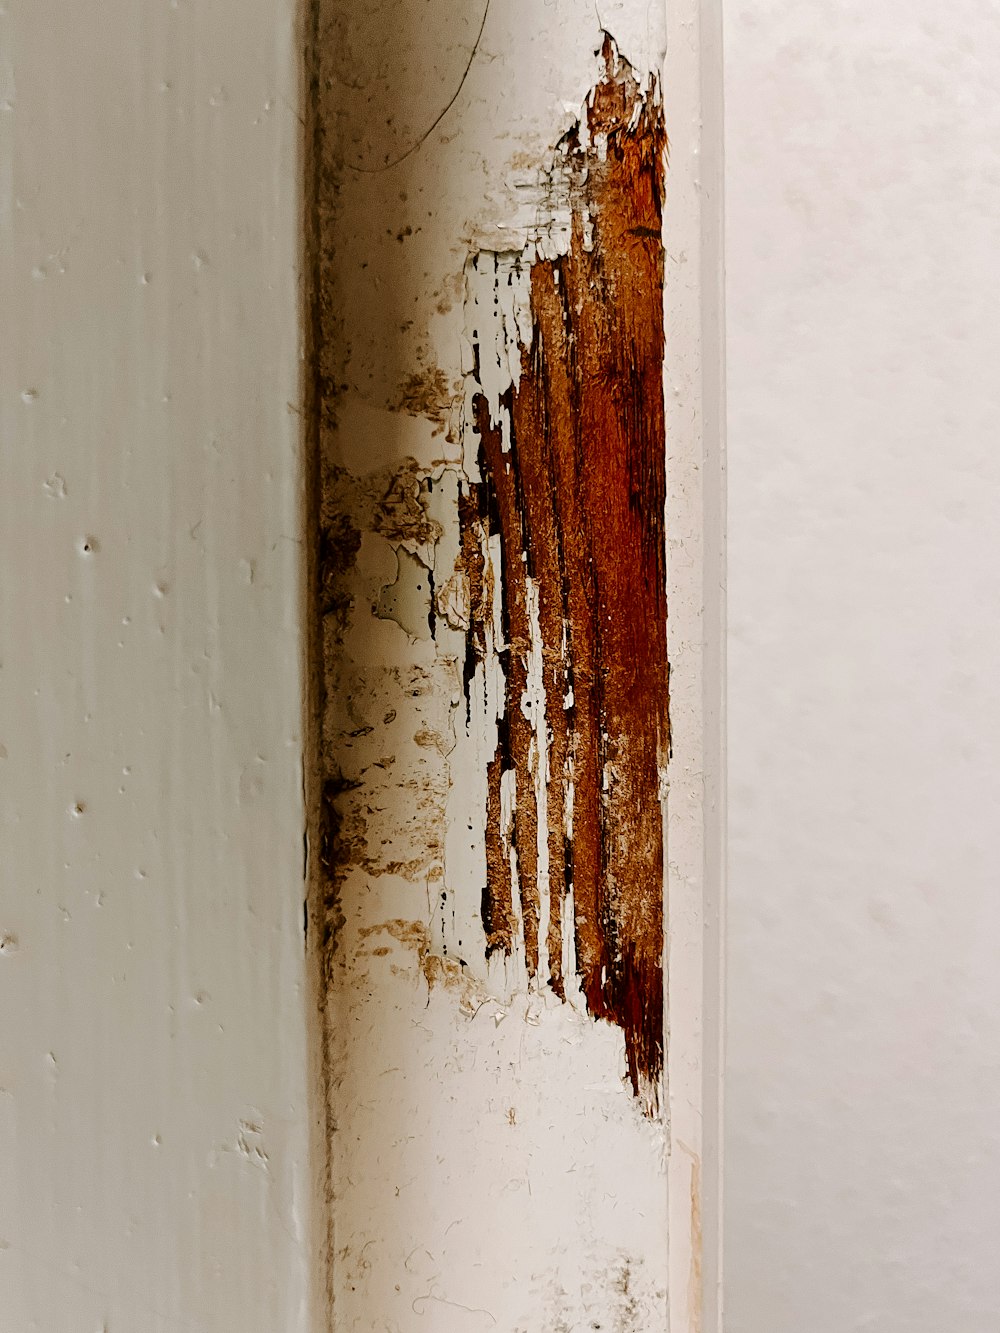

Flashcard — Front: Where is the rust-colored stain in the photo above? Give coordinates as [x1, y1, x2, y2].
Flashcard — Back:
[461, 37, 668, 1100]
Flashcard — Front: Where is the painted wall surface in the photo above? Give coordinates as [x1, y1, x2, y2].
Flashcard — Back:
[725, 3, 1000, 1330]
[0, 3, 312, 1330]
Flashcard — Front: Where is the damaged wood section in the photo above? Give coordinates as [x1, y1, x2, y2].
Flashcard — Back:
[460, 38, 669, 1102]
[306, 0, 680, 1321]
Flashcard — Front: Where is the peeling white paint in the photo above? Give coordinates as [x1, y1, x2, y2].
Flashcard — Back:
[462, 252, 533, 449]
[316, 0, 722, 1326]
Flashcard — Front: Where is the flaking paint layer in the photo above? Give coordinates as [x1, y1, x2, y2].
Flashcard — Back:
[309, 7, 673, 1325]
[460, 38, 668, 1104]
[316, 31, 667, 1112]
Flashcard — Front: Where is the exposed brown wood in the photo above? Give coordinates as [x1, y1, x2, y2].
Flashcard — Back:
[462, 36, 669, 1102]
[476, 396, 542, 977]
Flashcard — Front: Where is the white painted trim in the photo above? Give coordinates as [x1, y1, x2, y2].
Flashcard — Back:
[664, 0, 726, 1326]
[312, 2, 709, 1326]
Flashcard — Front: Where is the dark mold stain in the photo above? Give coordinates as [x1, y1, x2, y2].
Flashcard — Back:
[318, 774, 361, 957]
[318, 512, 361, 626]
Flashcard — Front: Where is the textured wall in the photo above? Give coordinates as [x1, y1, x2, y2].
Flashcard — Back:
[725, 3, 1000, 1329]
[0, 2, 312, 1328]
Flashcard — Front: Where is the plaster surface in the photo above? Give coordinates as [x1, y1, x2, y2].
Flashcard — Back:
[726, 3, 1000, 1328]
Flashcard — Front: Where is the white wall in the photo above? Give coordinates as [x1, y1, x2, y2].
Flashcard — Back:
[0, 3, 311, 1329]
[725, 2, 1000, 1329]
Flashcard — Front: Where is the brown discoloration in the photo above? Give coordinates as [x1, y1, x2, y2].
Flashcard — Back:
[359, 917, 429, 953]
[612, 1256, 642, 1332]
[361, 919, 485, 1006]
[458, 487, 488, 702]
[311, 24, 665, 1141]
[320, 458, 439, 586]
[476, 397, 541, 977]
[318, 776, 360, 956]
[318, 512, 361, 625]
[392, 366, 454, 429]
[371, 459, 441, 550]
[507, 352, 572, 1002]
[412, 723, 451, 754]
[461, 37, 668, 1103]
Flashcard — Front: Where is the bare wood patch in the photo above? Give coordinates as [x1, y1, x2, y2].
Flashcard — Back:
[461, 36, 668, 1105]
[312, 31, 668, 1115]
